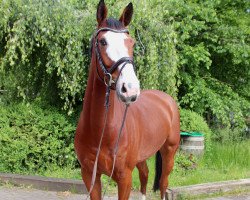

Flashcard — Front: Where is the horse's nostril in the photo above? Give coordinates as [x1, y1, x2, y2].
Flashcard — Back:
[121, 83, 127, 93]
[131, 95, 137, 102]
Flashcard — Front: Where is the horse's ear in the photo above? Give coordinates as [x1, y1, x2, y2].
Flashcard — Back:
[119, 2, 133, 27]
[97, 0, 108, 26]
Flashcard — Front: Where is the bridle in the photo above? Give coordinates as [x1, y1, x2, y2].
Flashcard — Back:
[94, 27, 135, 89]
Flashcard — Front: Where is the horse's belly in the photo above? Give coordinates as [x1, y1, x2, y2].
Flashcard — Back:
[137, 120, 170, 161]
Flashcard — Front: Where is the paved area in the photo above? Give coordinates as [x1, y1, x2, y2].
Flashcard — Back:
[0, 186, 145, 200]
[1, 186, 249, 200]
[0, 186, 118, 200]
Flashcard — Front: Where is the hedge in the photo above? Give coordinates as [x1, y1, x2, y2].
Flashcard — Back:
[0, 102, 76, 173]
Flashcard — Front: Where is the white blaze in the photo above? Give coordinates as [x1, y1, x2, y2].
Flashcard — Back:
[103, 31, 140, 96]
[104, 32, 129, 62]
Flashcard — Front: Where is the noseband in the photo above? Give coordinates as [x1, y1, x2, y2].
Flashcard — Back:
[94, 27, 135, 88]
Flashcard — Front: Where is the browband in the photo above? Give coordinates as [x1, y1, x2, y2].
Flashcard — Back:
[95, 27, 129, 39]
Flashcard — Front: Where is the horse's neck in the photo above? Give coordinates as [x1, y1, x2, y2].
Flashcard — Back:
[82, 64, 120, 130]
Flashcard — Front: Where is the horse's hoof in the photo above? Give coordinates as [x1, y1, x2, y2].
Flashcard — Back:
[165, 189, 173, 200]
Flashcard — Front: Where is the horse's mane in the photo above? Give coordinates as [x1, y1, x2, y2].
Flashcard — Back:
[89, 18, 124, 57]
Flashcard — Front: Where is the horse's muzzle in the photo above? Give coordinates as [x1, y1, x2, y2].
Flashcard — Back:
[119, 93, 138, 104]
[117, 83, 140, 104]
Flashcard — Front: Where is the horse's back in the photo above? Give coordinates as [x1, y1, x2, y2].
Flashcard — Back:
[130, 90, 180, 161]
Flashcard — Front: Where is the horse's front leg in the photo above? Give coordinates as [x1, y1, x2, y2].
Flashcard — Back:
[81, 168, 102, 200]
[137, 161, 149, 199]
[116, 168, 133, 200]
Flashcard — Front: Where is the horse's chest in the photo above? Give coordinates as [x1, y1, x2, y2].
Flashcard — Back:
[81, 146, 128, 176]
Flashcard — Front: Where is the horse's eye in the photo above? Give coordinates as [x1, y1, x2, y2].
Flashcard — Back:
[100, 38, 107, 46]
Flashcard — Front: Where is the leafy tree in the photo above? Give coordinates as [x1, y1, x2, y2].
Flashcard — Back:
[163, 0, 250, 128]
[0, 0, 92, 113]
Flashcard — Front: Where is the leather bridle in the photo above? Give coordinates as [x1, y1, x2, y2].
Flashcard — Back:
[94, 27, 135, 88]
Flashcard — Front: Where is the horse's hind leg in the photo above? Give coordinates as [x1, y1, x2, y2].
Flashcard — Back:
[136, 161, 149, 199]
[159, 143, 179, 200]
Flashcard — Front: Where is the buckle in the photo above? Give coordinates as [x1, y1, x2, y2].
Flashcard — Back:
[104, 73, 115, 87]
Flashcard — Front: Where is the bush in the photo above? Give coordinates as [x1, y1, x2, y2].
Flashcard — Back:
[180, 109, 212, 149]
[0, 102, 77, 174]
[211, 127, 248, 143]
[174, 152, 198, 172]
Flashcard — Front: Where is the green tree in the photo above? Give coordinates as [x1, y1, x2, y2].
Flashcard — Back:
[164, 0, 250, 128]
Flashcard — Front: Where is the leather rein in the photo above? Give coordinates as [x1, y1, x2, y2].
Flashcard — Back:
[86, 28, 134, 199]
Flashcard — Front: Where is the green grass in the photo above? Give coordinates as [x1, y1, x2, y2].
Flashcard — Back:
[41, 167, 82, 180]
[169, 140, 250, 187]
[41, 140, 250, 192]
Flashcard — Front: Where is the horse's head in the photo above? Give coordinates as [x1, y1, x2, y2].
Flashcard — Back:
[93, 0, 140, 104]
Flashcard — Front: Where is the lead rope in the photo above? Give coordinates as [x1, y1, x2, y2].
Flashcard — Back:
[102, 104, 129, 199]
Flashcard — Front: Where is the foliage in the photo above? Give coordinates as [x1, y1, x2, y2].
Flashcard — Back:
[180, 109, 212, 148]
[131, 1, 179, 97]
[0, 102, 76, 173]
[0, 0, 249, 128]
[160, 0, 250, 128]
[211, 127, 249, 143]
[0, 0, 178, 114]
[174, 152, 198, 172]
[0, 0, 92, 113]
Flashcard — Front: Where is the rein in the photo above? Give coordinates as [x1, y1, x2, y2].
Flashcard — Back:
[86, 27, 133, 199]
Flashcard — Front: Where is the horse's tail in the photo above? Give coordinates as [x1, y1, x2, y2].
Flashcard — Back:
[153, 151, 162, 192]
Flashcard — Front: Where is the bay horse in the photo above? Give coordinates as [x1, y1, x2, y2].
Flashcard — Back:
[74, 1, 180, 199]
